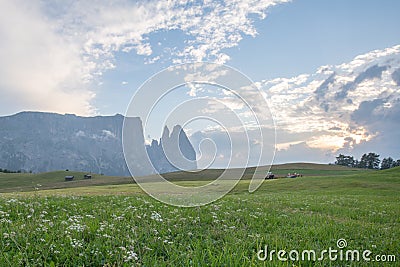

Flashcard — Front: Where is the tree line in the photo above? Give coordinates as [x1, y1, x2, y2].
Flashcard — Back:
[0, 168, 22, 173]
[335, 153, 400, 170]
[0, 168, 33, 173]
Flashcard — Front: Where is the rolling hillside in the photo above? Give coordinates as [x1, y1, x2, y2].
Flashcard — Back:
[0, 163, 372, 193]
[1, 165, 398, 266]
[0, 171, 132, 193]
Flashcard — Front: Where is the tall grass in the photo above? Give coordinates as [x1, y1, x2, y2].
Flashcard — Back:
[0, 169, 399, 266]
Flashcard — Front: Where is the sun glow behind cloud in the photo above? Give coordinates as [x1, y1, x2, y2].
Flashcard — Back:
[0, 0, 290, 116]
[259, 45, 400, 160]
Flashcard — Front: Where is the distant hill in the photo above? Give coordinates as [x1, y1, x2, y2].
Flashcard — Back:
[0, 171, 133, 193]
[0, 111, 196, 176]
[270, 162, 358, 170]
[0, 163, 371, 193]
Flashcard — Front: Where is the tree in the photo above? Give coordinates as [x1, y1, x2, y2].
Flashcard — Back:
[335, 154, 356, 167]
[357, 154, 367, 168]
[381, 157, 394, 170]
[354, 159, 359, 168]
[393, 159, 400, 168]
[369, 153, 381, 169]
[358, 153, 380, 169]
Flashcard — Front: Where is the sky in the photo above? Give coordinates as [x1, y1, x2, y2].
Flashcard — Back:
[0, 0, 399, 167]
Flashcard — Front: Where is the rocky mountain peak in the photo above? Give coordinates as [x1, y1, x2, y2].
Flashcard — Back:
[0, 112, 197, 176]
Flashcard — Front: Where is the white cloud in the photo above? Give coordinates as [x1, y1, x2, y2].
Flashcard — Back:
[0, 0, 289, 116]
[276, 140, 303, 151]
[261, 44, 400, 156]
[189, 45, 400, 167]
[50, 0, 290, 68]
[102, 130, 116, 139]
[0, 0, 95, 115]
[135, 43, 153, 56]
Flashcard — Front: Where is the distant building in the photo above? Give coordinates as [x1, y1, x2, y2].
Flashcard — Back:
[265, 172, 275, 179]
[84, 174, 92, 179]
[65, 175, 74, 181]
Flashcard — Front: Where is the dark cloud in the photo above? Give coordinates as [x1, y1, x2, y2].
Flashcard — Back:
[351, 98, 385, 123]
[315, 73, 335, 101]
[335, 65, 388, 101]
[391, 68, 400, 86]
[348, 97, 400, 159]
[314, 73, 336, 112]
[329, 126, 342, 131]
[354, 64, 388, 84]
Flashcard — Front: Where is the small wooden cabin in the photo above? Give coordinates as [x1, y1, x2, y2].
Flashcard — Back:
[84, 174, 92, 179]
[65, 175, 74, 181]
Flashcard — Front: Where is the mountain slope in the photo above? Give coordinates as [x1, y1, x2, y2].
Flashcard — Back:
[0, 112, 196, 176]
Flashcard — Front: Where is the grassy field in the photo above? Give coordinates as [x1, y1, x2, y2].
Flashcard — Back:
[0, 163, 367, 193]
[0, 166, 399, 266]
[0, 171, 132, 193]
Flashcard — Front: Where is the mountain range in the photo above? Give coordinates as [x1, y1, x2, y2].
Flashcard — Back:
[0, 112, 196, 176]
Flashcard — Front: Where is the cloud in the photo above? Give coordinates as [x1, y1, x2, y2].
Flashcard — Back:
[276, 140, 303, 151]
[273, 141, 334, 164]
[50, 0, 291, 67]
[189, 127, 275, 168]
[260, 44, 400, 160]
[188, 45, 400, 167]
[0, 0, 95, 115]
[0, 0, 289, 115]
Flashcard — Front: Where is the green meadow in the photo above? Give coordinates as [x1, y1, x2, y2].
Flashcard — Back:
[0, 165, 399, 266]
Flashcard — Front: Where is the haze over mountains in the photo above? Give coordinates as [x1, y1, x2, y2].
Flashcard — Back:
[0, 112, 196, 176]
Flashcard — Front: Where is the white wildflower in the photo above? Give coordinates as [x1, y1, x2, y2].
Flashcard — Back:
[124, 250, 138, 262]
[70, 238, 83, 248]
[151, 211, 163, 222]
